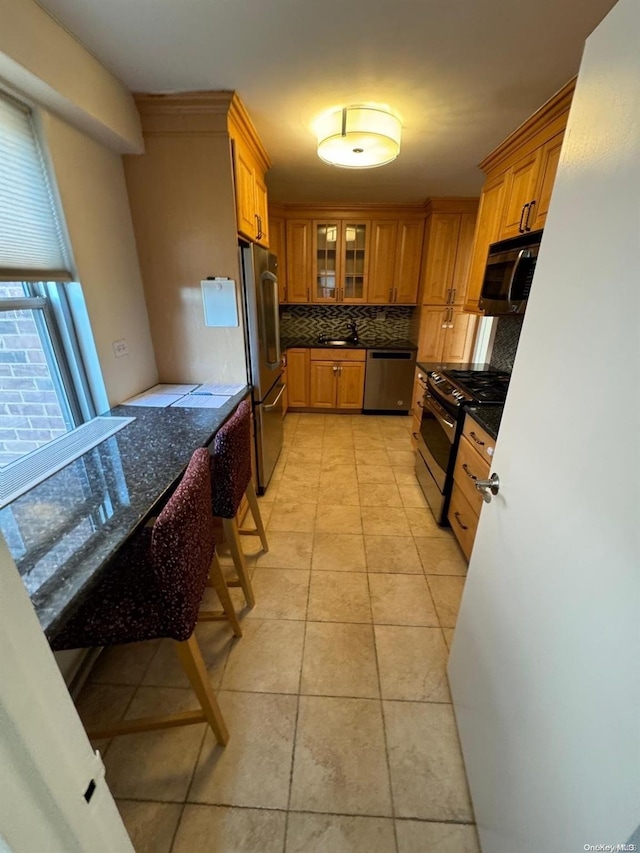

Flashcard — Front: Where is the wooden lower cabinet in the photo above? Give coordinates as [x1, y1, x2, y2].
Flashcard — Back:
[287, 348, 310, 407]
[287, 348, 366, 410]
[281, 363, 289, 416]
[449, 415, 497, 560]
[448, 486, 478, 561]
[336, 362, 366, 409]
[309, 358, 365, 409]
[309, 361, 337, 408]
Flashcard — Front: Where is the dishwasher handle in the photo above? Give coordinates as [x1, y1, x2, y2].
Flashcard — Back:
[368, 351, 414, 360]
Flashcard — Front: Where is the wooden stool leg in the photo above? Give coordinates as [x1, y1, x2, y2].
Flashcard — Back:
[203, 554, 243, 637]
[175, 635, 228, 746]
[245, 481, 269, 553]
[222, 517, 256, 608]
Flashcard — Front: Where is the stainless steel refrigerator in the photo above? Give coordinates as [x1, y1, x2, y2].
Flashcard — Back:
[239, 242, 284, 494]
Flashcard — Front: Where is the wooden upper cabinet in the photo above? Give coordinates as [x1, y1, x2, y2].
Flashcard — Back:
[273, 208, 424, 305]
[464, 174, 507, 313]
[451, 213, 477, 305]
[366, 219, 423, 304]
[286, 219, 311, 303]
[233, 136, 258, 240]
[528, 130, 564, 231]
[500, 148, 542, 240]
[394, 220, 424, 303]
[461, 80, 574, 312]
[418, 305, 447, 362]
[417, 305, 476, 364]
[269, 217, 286, 302]
[368, 221, 399, 303]
[313, 221, 369, 303]
[421, 214, 462, 304]
[254, 172, 269, 246]
[443, 308, 477, 362]
[230, 125, 270, 248]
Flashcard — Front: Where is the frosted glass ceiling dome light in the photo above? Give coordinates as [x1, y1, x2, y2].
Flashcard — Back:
[316, 106, 402, 169]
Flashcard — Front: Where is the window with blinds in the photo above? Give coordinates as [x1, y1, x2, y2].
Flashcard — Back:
[0, 92, 71, 282]
[0, 91, 96, 475]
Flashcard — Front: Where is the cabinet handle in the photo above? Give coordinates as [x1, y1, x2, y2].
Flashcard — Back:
[469, 431, 485, 447]
[446, 289, 452, 305]
[462, 463, 477, 481]
[412, 431, 419, 440]
[307, 286, 310, 302]
[388, 288, 393, 302]
[450, 288, 456, 304]
[393, 287, 398, 302]
[453, 511, 469, 531]
[524, 200, 535, 232]
[255, 214, 261, 239]
[518, 203, 530, 234]
[333, 365, 338, 373]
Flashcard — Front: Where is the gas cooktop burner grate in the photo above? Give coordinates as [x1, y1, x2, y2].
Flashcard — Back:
[440, 368, 511, 405]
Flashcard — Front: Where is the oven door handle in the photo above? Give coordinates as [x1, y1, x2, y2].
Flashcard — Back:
[424, 392, 456, 433]
[505, 249, 528, 304]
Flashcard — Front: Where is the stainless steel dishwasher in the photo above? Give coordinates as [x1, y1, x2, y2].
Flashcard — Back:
[362, 349, 416, 413]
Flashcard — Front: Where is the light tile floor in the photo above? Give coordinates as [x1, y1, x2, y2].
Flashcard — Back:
[76, 413, 480, 853]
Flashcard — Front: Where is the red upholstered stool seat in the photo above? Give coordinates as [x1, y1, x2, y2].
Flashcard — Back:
[210, 400, 269, 608]
[52, 448, 241, 746]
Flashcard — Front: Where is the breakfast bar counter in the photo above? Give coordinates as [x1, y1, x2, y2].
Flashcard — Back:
[0, 387, 250, 640]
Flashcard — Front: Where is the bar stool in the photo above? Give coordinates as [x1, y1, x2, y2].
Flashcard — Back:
[52, 448, 239, 746]
[210, 400, 269, 609]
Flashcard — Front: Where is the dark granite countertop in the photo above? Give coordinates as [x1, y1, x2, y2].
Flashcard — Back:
[463, 404, 504, 441]
[0, 387, 250, 639]
[416, 361, 493, 374]
[283, 338, 417, 351]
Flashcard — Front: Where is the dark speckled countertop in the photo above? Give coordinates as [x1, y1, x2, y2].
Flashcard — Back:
[283, 338, 417, 351]
[463, 405, 504, 441]
[0, 388, 250, 639]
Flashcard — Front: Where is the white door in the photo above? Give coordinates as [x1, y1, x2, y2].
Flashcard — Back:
[448, 2, 640, 851]
[0, 536, 134, 852]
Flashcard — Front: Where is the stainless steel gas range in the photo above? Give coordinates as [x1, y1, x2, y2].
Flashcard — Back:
[414, 367, 510, 525]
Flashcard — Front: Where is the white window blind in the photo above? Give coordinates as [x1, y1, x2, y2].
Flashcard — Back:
[0, 93, 71, 281]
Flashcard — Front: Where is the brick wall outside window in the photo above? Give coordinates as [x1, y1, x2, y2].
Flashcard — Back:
[0, 284, 69, 466]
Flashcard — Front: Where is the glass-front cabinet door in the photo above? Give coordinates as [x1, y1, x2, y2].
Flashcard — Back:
[313, 220, 370, 303]
[342, 222, 369, 302]
[313, 222, 339, 302]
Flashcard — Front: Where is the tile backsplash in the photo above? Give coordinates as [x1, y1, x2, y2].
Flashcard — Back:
[280, 304, 415, 343]
[489, 315, 524, 372]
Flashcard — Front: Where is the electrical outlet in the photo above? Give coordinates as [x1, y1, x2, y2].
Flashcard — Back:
[281, 312, 292, 320]
[112, 339, 129, 358]
[377, 312, 386, 321]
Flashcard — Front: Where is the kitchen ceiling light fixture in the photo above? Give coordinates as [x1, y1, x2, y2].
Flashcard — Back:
[316, 105, 402, 169]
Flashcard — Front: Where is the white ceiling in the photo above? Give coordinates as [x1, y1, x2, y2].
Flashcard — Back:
[39, 0, 616, 204]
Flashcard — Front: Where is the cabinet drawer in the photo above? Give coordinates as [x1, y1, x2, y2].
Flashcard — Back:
[448, 486, 478, 561]
[462, 416, 496, 466]
[453, 436, 490, 517]
[310, 348, 366, 362]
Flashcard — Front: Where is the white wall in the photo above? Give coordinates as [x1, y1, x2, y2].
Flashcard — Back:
[43, 112, 158, 406]
[0, 0, 142, 153]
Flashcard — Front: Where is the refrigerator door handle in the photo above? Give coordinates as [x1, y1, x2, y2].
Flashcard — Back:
[260, 270, 281, 369]
[264, 383, 286, 411]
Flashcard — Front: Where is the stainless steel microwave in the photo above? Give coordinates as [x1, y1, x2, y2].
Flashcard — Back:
[480, 232, 542, 315]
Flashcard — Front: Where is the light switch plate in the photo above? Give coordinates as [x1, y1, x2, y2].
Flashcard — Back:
[112, 339, 128, 358]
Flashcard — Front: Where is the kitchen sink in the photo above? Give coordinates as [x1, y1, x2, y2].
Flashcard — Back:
[317, 338, 357, 347]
